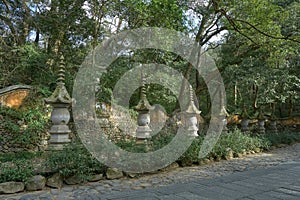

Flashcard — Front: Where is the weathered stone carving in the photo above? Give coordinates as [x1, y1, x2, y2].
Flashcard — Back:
[44, 55, 71, 150]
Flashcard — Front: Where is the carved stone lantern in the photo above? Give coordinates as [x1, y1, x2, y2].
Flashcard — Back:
[257, 107, 265, 134]
[241, 106, 250, 132]
[184, 85, 201, 138]
[219, 106, 229, 133]
[44, 55, 72, 150]
[134, 72, 152, 145]
[270, 109, 278, 133]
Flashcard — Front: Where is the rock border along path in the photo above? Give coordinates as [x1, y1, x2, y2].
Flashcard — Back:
[2, 143, 300, 200]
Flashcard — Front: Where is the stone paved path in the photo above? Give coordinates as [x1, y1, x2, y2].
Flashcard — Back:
[2, 143, 300, 200]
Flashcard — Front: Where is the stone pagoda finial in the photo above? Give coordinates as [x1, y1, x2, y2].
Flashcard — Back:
[45, 55, 72, 104]
[186, 85, 201, 114]
[134, 70, 152, 112]
[57, 55, 66, 84]
[184, 85, 200, 138]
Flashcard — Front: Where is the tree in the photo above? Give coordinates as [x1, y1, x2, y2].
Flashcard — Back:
[218, 0, 300, 117]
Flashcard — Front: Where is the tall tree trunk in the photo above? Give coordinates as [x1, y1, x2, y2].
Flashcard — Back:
[253, 83, 258, 112]
[20, 0, 31, 45]
[288, 95, 294, 117]
[34, 29, 40, 45]
[234, 81, 238, 107]
[279, 103, 283, 118]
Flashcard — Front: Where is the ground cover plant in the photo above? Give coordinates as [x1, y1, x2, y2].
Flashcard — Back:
[1, 125, 299, 184]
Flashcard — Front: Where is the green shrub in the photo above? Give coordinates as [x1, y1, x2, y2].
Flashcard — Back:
[261, 131, 300, 146]
[0, 107, 23, 120]
[151, 128, 177, 151]
[115, 126, 177, 153]
[3, 120, 20, 134]
[0, 159, 34, 183]
[178, 136, 204, 166]
[177, 128, 272, 166]
[44, 140, 106, 181]
[0, 100, 49, 147]
[0, 151, 40, 163]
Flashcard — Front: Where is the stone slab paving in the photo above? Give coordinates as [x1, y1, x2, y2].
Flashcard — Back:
[1, 143, 300, 200]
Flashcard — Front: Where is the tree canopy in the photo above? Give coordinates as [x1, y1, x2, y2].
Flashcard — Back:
[0, 0, 299, 117]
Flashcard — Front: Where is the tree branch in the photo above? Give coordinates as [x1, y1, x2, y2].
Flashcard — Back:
[236, 19, 300, 44]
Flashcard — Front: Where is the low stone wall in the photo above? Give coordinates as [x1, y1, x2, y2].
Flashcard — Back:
[0, 85, 31, 109]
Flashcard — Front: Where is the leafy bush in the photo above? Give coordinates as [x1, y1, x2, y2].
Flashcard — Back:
[177, 136, 204, 166]
[0, 106, 23, 120]
[261, 131, 300, 146]
[0, 159, 34, 183]
[114, 127, 299, 167]
[177, 128, 271, 166]
[0, 151, 40, 163]
[3, 120, 20, 135]
[221, 129, 270, 152]
[0, 90, 49, 148]
[45, 140, 106, 181]
[0, 151, 42, 183]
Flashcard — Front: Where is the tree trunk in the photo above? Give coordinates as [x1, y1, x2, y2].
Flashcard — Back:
[34, 29, 40, 45]
[288, 95, 294, 117]
[253, 83, 258, 112]
[234, 81, 238, 107]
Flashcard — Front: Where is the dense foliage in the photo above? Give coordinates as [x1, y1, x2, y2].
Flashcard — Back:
[1, 128, 300, 183]
[0, 0, 299, 117]
[0, 0, 299, 185]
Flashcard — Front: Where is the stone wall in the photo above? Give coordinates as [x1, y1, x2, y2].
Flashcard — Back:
[0, 85, 31, 109]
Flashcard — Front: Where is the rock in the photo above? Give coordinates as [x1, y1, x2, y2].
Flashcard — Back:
[215, 156, 222, 162]
[106, 168, 123, 180]
[132, 186, 143, 190]
[0, 182, 24, 194]
[161, 162, 180, 171]
[88, 174, 104, 182]
[198, 160, 204, 165]
[46, 173, 63, 188]
[225, 148, 234, 160]
[254, 148, 261, 153]
[277, 144, 287, 148]
[126, 173, 139, 178]
[269, 146, 276, 150]
[26, 175, 46, 191]
[139, 183, 152, 188]
[237, 153, 243, 158]
[242, 149, 247, 156]
[64, 175, 83, 185]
